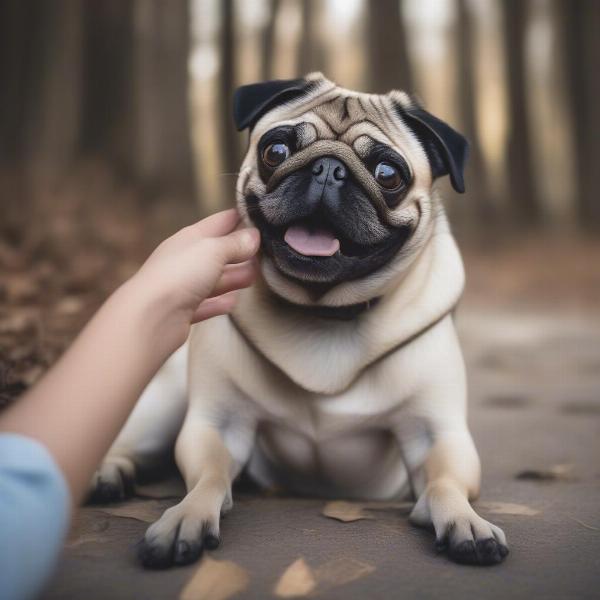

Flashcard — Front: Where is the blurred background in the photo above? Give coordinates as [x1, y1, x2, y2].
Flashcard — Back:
[0, 0, 599, 401]
[2, 4, 600, 594]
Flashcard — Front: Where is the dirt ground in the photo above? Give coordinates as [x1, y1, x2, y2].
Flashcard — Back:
[1, 172, 599, 599]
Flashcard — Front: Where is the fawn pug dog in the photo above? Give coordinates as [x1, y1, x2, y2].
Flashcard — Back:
[91, 73, 508, 568]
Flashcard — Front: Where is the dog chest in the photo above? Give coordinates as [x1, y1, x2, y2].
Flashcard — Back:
[249, 419, 411, 498]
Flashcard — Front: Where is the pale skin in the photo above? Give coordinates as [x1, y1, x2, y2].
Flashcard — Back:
[0, 209, 260, 511]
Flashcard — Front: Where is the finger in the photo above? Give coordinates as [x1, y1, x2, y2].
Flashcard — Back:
[192, 209, 241, 238]
[211, 227, 260, 265]
[208, 261, 257, 298]
[191, 292, 238, 323]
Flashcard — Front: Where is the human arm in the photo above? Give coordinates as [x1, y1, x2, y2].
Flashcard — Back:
[0, 208, 260, 508]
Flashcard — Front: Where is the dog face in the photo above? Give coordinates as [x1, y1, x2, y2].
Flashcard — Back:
[235, 73, 468, 305]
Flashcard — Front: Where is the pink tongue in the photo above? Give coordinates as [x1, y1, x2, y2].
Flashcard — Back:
[284, 224, 340, 257]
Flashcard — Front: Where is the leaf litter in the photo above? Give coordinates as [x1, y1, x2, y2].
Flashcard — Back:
[99, 499, 166, 523]
[274, 556, 375, 598]
[566, 516, 600, 532]
[274, 558, 317, 598]
[321, 501, 373, 522]
[515, 463, 576, 481]
[65, 511, 112, 547]
[0, 162, 195, 410]
[314, 557, 376, 589]
[478, 501, 540, 516]
[322, 498, 540, 522]
[180, 557, 250, 600]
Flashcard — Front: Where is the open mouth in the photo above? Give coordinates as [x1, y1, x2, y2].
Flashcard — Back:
[248, 205, 389, 260]
[277, 216, 377, 259]
[284, 223, 340, 257]
[245, 195, 412, 287]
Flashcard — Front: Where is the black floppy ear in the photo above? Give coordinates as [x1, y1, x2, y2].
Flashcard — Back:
[396, 105, 469, 193]
[233, 78, 315, 131]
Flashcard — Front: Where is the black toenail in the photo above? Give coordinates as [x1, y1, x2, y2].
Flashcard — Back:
[204, 534, 220, 550]
[176, 541, 190, 558]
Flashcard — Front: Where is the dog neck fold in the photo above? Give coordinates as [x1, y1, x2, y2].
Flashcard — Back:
[271, 294, 381, 321]
[230, 217, 465, 396]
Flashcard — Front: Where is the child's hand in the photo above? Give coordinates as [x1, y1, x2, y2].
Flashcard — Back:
[123, 209, 260, 352]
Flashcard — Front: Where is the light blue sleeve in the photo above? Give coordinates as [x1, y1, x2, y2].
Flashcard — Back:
[0, 433, 70, 600]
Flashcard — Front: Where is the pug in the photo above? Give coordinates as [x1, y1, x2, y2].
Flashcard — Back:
[91, 73, 509, 568]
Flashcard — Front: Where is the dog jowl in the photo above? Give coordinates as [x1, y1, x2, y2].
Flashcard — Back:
[91, 73, 508, 569]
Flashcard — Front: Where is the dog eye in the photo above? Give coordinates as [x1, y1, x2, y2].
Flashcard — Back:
[374, 162, 402, 190]
[262, 142, 290, 168]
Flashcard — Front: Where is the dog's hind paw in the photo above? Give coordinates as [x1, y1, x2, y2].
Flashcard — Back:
[88, 457, 136, 504]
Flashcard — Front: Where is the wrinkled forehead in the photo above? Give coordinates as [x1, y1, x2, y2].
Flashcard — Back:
[249, 88, 427, 164]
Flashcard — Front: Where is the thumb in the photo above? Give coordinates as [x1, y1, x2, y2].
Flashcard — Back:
[211, 227, 260, 265]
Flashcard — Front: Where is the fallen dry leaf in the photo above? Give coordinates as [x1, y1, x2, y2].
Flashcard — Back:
[478, 501, 540, 516]
[274, 556, 375, 598]
[55, 296, 85, 316]
[66, 513, 111, 547]
[322, 501, 373, 523]
[566, 516, 600, 532]
[516, 464, 575, 482]
[314, 557, 375, 589]
[99, 500, 164, 523]
[66, 531, 113, 548]
[5, 275, 39, 302]
[322, 500, 412, 523]
[0, 312, 36, 335]
[323, 499, 538, 520]
[274, 557, 316, 598]
[180, 557, 250, 600]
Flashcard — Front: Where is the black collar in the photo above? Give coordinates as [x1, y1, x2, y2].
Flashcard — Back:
[272, 294, 381, 320]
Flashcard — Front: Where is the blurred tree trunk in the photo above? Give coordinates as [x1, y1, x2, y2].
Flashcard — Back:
[131, 0, 195, 197]
[456, 0, 494, 223]
[80, 1, 135, 177]
[32, 1, 83, 185]
[0, 0, 195, 203]
[0, 1, 82, 183]
[554, 0, 600, 229]
[298, 0, 328, 76]
[218, 0, 240, 180]
[366, 0, 413, 93]
[502, 0, 539, 224]
[80, 0, 195, 197]
[0, 0, 84, 227]
[261, 0, 282, 80]
[0, 0, 41, 225]
[0, 1, 35, 164]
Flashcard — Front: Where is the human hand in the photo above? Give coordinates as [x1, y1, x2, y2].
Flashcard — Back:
[122, 209, 260, 351]
[0, 211, 258, 510]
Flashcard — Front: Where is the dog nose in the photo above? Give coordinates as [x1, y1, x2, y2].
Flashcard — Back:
[311, 157, 347, 187]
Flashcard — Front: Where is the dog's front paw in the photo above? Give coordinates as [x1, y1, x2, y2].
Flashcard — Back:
[138, 493, 225, 569]
[410, 484, 509, 566]
[88, 457, 136, 504]
[434, 515, 509, 566]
